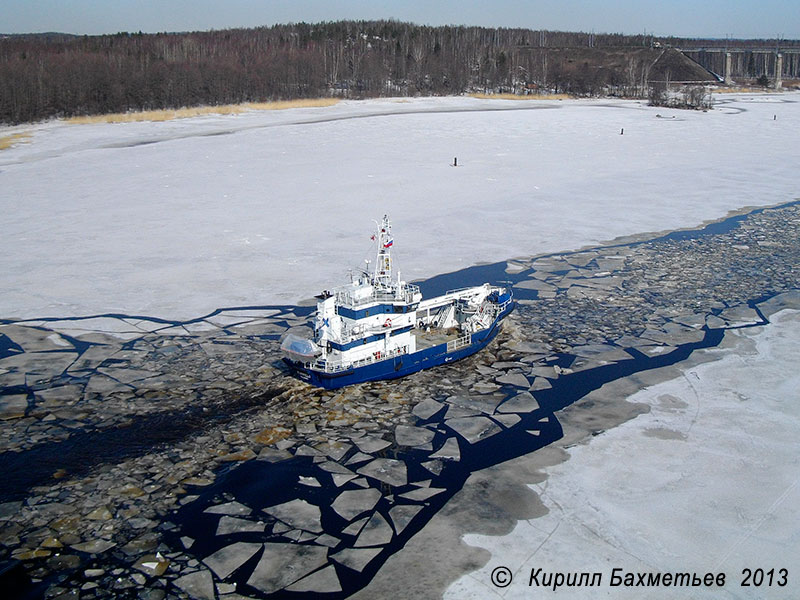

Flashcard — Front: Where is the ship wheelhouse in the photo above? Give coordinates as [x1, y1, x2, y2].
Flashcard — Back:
[308, 215, 423, 373]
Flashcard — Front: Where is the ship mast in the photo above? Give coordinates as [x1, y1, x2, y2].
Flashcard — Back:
[373, 215, 393, 287]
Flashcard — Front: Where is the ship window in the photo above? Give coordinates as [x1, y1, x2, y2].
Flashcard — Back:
[394, 305, 404, 313]
[365, 310, 370, 317]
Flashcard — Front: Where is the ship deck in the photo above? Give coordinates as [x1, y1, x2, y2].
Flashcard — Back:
[412, 327, 461, 350]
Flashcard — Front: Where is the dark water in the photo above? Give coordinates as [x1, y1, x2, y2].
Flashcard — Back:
[418, 201, 798, 301]
[0, 387, 287, 503]
[0, 334, 25, 360]
[169, 398, 563, 598]
[165, 321, 732, 598]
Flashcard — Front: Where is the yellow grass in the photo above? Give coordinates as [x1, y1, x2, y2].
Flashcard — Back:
[67, 106, 241, 124]
[0, 131, 32, 150]
[469, 92, 571, 101]
[65, 98, 341, 124]
[245, 98, 340, 110]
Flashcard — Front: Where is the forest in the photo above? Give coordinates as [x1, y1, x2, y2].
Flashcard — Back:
[1, 20, 796, 123]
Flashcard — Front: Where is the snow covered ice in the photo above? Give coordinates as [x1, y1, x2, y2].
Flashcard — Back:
[444, 309, 800, 600]
[2, 93, 799, 320]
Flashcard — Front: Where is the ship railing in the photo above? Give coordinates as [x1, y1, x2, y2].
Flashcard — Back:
[444, 285, 484, 295]
[498, 297, 513, 312]
[485, 297, 513, 319]
[447, 333, 472, 353]
[339, 321, 392, 339]
[335, 284, 420, 308]
[312, 344, 409, 373]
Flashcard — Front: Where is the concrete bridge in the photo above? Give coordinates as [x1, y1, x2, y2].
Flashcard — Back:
[680, 47, 800, 86]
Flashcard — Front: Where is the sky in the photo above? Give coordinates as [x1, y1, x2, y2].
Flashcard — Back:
[0, 0, 797, 39]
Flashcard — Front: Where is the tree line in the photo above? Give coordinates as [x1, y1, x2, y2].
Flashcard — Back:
[1, 21, 795, 123]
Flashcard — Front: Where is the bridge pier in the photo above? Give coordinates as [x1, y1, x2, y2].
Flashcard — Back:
[681, 47, 799, 83]
[724, 52, 733, 85]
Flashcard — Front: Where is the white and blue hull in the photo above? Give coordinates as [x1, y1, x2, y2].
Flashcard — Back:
[284, 297, 513, 389]
[280, 215, 515, 390]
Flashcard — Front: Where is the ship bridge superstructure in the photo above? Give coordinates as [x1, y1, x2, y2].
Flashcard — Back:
[309, 216, 421, 372]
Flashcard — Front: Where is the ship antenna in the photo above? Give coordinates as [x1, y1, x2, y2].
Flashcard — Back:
[373, 215, 393, 286]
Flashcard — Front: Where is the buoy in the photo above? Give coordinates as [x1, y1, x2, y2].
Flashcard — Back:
[383, 318, 392, 328]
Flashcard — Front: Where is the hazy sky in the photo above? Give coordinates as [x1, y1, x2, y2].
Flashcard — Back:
[1, 0, 797, 39]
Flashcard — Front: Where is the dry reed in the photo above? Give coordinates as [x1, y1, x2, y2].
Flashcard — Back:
[66, 98, 341, 125]
[0, 131, 32, 150]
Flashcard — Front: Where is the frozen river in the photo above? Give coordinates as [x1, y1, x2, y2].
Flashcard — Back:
[2, 93, 799, 320]
[1, 93, 799, 599]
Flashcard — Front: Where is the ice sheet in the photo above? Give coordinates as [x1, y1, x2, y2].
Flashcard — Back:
[2, 94, 798, 320]
[445, 309, 800, 599]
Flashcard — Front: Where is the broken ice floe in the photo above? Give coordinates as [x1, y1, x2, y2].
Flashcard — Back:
[263, 499, 322, 533]
[247, 543, 328, 594]
[204, 541, 262, 579]
[394, 424, 435, 447]
[357, 459, 408, 487]
[5, 203, 800, 599]
[353, 512, 393, 547]
[445, 416, 502, 443]
[331, 489, 382, 521]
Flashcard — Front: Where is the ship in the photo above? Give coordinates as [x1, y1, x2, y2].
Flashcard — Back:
[281, 215, 514, 389]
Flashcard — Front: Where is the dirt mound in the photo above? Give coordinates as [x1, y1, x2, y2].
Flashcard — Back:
[650, 48, 717, 83]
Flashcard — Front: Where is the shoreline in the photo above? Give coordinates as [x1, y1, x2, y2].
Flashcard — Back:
[1, 88, 796, 132]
